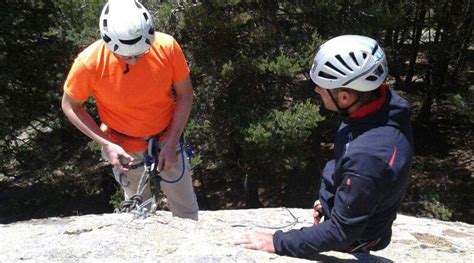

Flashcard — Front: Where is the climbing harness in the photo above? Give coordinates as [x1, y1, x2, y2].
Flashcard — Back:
[114, 133, 192, 218]
[114, 159, 158, 218]
[145, 136, 189, 184]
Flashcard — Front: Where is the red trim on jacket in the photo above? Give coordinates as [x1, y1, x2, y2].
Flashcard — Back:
[389, 147, 398, 168]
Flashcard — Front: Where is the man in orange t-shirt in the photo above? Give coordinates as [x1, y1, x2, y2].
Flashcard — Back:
[62, 0, 198, 220]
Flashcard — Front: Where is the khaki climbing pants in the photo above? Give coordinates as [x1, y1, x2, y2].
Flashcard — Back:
[102, 140, 199, 220]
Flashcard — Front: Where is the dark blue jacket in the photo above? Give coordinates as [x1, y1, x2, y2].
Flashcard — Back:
[273, 88, 413, 258]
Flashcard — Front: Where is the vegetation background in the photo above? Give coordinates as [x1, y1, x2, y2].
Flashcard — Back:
[0, 0, 472, 224]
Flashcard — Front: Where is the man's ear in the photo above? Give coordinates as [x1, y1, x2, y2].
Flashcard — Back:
[336, 89, 357, 108]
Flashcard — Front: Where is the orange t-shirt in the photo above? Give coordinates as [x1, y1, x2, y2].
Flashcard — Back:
[64, 33, 190, 152]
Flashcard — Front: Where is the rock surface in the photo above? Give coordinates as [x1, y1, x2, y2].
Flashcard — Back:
[1, 208, 473, 262]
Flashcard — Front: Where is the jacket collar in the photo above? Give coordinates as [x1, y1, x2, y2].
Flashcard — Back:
[349, 84, 388, 120]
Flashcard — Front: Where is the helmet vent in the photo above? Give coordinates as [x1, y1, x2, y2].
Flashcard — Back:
[104, 4, 109, 15]
[362, 53, 367, 59]
[335, 55, 353, 71]
[349, 52, 359, 66]
[374, 65, 384, 76]
[119, 36, 142, 45]
[149, 27, 155, 35]
[102, 34, 111, 43]
[372, 44, 379, 55]
[366, 75, 378, 81]
[114, 44, 119, 52]
[143, 12, 149, 21]
[325, 62, 346, 76]
[102, 19, 108, 30]
[318, 71, 337, 80]
[145, 38, 151, 45]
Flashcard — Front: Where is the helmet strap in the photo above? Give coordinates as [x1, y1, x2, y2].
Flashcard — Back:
[327, 89, 361, 118]
[123, 64, 130, 74]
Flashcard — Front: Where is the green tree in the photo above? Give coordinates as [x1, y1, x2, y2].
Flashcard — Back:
[0, 0, 111, 223]
[0, 1, 67, 168]
[170, 1, 327, 208]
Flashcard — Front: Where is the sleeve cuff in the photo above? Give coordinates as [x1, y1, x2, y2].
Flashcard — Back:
[273, 230, 285, 255]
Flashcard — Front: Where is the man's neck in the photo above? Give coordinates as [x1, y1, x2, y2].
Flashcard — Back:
[348, 85, 388, 120]
[346, 100, 364, 114]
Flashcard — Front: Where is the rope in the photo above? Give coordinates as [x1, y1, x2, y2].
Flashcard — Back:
[230, 208, 300, 230]
[116, 194, 143, 213]
[159, 138, 186, 183]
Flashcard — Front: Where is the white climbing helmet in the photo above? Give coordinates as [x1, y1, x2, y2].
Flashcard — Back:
[309, 35, 388, 92]
[99, 0, 155, 56]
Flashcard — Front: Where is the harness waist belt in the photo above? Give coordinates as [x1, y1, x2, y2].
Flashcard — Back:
[100, 123, 169, 142]
[100, 123, 170, 152]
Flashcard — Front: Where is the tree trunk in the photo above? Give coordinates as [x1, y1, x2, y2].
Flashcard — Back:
[244, 174, 262, 208]
[404, 0, 427, 89]
[419, 0, 463, 120]
[432, 0, 459, 92]
[336, 0, 350, 34]
[383, 0, 394, 47]
[450, 1, 473, 87]
[384, 27, 393, 47]
[418, 64, 434, 121]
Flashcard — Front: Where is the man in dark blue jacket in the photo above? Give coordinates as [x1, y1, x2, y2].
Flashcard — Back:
[234, 35, 413, 259]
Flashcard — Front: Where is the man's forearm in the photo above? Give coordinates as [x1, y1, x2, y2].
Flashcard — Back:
[62, 103, 110, 146]
[166, 92, 193, 146]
